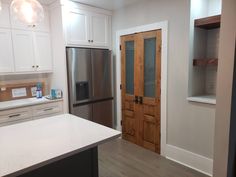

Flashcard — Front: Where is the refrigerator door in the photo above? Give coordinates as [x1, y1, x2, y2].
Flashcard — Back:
[67, 48, 93, 106]
[91, 49, 112, 100]
[92, 99, 113, 128]
[71, 104, 93, 120]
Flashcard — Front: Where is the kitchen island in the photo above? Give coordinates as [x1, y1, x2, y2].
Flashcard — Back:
[0, 114, 121, 177]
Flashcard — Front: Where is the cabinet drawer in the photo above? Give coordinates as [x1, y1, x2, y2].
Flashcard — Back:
[0, 107, 32, 123]
[33, 102, 63, 118]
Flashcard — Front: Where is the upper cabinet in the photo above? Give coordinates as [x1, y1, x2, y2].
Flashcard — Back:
[33, 32, 53, 72]
[0, 3, 11, 28]
[10, 8, 50, 32]
[12, 30, 53, 73]
[66, 9, 90, 46]
[12, 30, 35, 72]
[90, 13, 109, 47]
[0, 2, 53, 75]
[0, 29, 14, 73]
[63, 2, 111, 49]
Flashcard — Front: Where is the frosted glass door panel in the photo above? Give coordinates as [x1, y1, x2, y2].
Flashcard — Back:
[144, 38, 156, 98]
[125, 41, 134, 95]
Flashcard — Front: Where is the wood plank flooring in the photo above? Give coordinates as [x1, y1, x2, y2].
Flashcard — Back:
[98, 139, 208, 177]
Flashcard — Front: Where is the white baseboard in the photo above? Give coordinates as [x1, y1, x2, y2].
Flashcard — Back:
[165, 144, 213, 176]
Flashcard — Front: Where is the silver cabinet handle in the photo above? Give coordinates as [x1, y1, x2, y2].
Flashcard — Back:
[9, 114, 21, 118]
[43, 108, 53, 112]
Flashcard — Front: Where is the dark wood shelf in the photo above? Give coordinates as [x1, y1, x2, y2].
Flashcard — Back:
[193, 58, 218, 66]
[195, 15, 221, 29]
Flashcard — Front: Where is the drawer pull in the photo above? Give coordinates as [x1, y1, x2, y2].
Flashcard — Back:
[9, 114, 21, 118]
[43, 108, 54, 112]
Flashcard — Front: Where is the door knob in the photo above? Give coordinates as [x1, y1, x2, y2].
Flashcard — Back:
[138, 96, 143, 104]
[133, 96, 139, 104]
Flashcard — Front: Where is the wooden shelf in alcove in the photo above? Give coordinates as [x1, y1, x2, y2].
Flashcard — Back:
[193, 58, 218, 66]
[195, 15, 221, 29]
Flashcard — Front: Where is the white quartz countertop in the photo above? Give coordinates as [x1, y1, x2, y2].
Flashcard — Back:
[0, 97, 63, 111]
[0, 114, 121, 177]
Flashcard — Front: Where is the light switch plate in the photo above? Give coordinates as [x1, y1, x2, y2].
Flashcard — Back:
[12, 88, 27, 98]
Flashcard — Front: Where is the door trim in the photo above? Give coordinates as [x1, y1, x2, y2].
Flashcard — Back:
[115, 21, 168, 156]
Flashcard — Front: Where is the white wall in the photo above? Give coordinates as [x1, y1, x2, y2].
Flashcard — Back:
[112, 0, 215, 174]
[208, 0, 222, 16]
[213, 0, 236, 176]
[49, 0, 69, 113]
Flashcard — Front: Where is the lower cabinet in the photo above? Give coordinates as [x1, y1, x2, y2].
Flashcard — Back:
[0, 101, 63, 126]
[33, 102, 63, 119]
[0, 107, 33, 124]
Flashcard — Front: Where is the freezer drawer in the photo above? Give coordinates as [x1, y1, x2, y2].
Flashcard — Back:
[72, 104, 93, 121]
[93, 99, 113, 128]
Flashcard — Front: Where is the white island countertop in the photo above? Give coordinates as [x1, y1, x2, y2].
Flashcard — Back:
[0, 114, 121, 177]
[0, 97, 63, 111]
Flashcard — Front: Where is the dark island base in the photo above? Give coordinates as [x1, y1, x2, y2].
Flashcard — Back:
[18, 147, 98, 177]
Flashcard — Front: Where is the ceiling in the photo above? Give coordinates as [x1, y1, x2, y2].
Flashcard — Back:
[38, 0, 147, 10]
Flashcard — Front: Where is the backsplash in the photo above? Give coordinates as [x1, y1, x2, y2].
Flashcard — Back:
[0, 74, 51, 102]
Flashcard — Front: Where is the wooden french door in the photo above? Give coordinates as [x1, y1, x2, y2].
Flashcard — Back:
[121, 30, 161, 153]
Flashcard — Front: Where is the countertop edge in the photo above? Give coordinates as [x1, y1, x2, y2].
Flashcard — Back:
[0, 98, 63, 111]
[4, 133, 121, 177]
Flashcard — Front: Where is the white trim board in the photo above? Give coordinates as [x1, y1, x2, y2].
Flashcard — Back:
[166, 144, 213, 176]
[115, 21, 168, 156]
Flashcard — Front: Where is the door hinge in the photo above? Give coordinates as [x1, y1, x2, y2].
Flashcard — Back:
[120, 120, 123, 126]
[120, 45, 122, 51]
[120, 84, 122, 90]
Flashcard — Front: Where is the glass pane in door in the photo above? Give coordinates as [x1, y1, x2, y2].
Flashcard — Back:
[144, 38, 156, 98]
[125, 41, 134, 95]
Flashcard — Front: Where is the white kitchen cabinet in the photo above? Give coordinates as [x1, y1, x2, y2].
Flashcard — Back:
[0, 28, 14, 73]
[90, 13, 109, 47]
[10, 7, 50, 32]
[0, 3, 53, 75]
[65, 4, 111, 48]
[66, 9, 90, 46]
[11, 30, 53, 73]
[12, 30, 35, 72]
[0, 3, 11, 28]
[33, 9, 50, 32]
[33, 32, 53, 71]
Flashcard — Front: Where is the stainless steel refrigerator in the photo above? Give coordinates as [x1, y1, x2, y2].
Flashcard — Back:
[66, 47, 113, 128]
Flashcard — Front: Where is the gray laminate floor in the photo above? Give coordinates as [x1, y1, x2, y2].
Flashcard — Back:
[98, 139, 208, 177]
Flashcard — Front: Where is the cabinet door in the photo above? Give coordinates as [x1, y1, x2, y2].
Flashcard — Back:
[0, 3, 11, 28]
[0, 28, 14, 73]
[66, 9, 90, 46]
[33, 9, 50, 32]
[0, 107, 32, 124]
[33, 102, 63, 119]
[90, 13, 109, 47]
[33, 32, 53, 72]
[12, 30, 35, 72]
